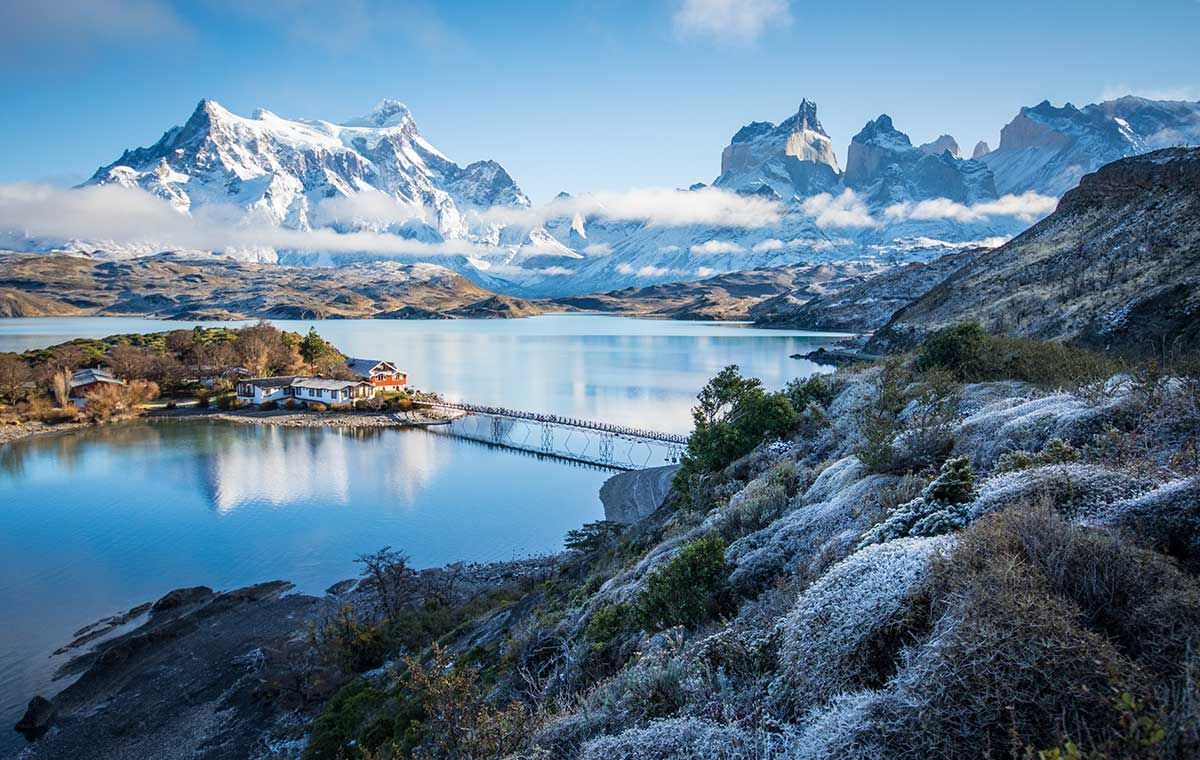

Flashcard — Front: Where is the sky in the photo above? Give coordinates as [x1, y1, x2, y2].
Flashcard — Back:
[0, 0, 1197, 202]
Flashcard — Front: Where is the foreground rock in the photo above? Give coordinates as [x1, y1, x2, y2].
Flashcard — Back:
[17, 582, 335, 760]
[601, 465, 679, 524]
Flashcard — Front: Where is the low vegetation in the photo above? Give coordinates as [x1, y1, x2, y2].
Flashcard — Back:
[277, 325, 1200, 759]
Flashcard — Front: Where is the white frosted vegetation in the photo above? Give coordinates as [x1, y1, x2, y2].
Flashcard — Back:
[579, 717, 794, 760]
[771, 536, 953, 714]
[726, 465, 897, 591]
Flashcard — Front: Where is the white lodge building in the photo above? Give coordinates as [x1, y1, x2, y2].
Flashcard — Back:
[235, 376, 372, 407]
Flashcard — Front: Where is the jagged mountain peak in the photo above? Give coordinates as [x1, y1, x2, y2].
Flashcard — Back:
[972, 140, 991, 159]
[342, 98, 414, 129]
[919, 134, 961, 158]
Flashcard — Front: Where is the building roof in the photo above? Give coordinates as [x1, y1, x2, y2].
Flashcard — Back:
[238, 376, 297, 389]
[346, 357, 401, 377]
[290, 378, 370, 391]
[69, 368, 124, 389]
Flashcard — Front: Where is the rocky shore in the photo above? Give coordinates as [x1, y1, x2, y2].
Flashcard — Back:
[13, 557, 560, 760]
[201, 406, 466, 429]
[0, 420, 91, 447]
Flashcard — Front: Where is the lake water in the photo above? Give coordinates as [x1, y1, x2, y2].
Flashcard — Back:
[0, 315, 842, 751]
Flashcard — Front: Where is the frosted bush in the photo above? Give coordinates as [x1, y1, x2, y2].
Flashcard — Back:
[726, 470, 897, 592]
[1083, 475, 1200, 565]
[786, 691, 891, 760]
[966, 463, 1155, 520]
[771, 536, 953, 715]
[578, 717, 797, 760]
[858, 458, 975, 547]
[954, 389, 1130, 468]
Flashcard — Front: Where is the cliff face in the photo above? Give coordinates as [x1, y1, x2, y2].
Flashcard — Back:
[869, 147, 1200, 355]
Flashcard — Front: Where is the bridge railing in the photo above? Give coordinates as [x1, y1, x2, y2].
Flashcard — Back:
[424, 401, 690, 445]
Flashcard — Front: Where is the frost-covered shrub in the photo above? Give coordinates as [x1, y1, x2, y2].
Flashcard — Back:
[710, 460, 798, 541]
[955, 389, 1130, 469]
[579, 717, 795, 760]
[995, 437, 1081, 473]
[1085, 475, 1200, 571]
[858, 458, 976, 547]
[772, 536, 951, 716]
[786, 691, 890, 760]
[967, 463, 1154, 521]
[922, 456, 975, 504]
[636, 534, 733, 632]
[726, 466, 895, 593]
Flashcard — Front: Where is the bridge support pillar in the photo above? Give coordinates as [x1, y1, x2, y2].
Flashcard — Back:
[541, 423, 553, 453]
[491, 416, 504, 443]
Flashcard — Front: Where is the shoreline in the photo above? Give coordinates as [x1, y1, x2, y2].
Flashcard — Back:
[0, 406, 467, 447]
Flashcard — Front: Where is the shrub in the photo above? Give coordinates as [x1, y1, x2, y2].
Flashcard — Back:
[309, 401, 328, 413]
[259, 400, 278, 411]
[308, 604, 387, 674]
[853, 361, 908, 474]
[282, 398, 297, 410]
[785, 374, 835, 413]
[584, 602, 632, 653]
[997, 437, 1082, 473]
[917, 322, 990, 381]
[636, 533, 733, 632]
[917, 323, 1119, 387]
[923, 456, 975, 504]
[215, 395, 235, 410]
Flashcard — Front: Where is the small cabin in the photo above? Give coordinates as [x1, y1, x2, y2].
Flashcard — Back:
[290, 378, 372, 406]
[346, 358, 408, 390]
[235, 376, 297, 406]
[69, 368, 124, 408]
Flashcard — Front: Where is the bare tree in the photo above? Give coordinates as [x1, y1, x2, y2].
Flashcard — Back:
[0, 354, 34, 405]
[354, 547, 417, 619]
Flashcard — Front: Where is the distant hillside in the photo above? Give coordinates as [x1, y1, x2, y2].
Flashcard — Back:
[868, 147, 1200, 355]
[552, 262, 884, 321]
[752, 250, 981, 332]
[0, 254, 543, 320]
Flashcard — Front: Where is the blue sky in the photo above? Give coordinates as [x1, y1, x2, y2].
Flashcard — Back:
[1, 0, 1197, 202]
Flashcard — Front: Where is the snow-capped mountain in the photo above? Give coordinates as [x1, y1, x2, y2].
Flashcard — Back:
[87, 98, 531, 247]
[980, 96, 1200, 196]
[714, 99, 841, 198]
[13, 93, 1199, 299]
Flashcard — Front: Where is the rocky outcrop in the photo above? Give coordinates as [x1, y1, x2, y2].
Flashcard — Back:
[870, 147, 1200, 355]
[715, 99, 842, 198]
[844, 115, 997, 204]
[971, 140, 991, 159]
[918, 134, 960, 157]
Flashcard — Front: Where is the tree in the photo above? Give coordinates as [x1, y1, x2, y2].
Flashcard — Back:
[83, 380, 159, 421]
[49, 367, 72, 408]
[233, 322, 301, 377]
[0, 354, 34, 405]
[676, 365, 798, 482]
[354, 547, 417, 620]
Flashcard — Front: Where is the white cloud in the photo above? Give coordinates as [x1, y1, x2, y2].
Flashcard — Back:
[695, 267, 717, 277]
[582, 243, 612, 255]
[801, 189, 878, 229]
[0, 183, 486, 258]
[883, 192, 1057, 224]
[479, 186, 782, 230]
[690, 240, 746, 254]
[673, 0, 790, 45]
[312, 189, 432, 228]
[657, 245, 682, 253]
[537, 266, 573, 276]
[751, 238, 785, 252]
[635, 265, 673, 278]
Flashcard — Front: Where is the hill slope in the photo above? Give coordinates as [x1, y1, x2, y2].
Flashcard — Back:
[869, 147, 1200, 355]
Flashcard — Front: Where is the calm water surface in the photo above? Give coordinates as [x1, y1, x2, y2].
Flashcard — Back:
[0, 315, 842, 749]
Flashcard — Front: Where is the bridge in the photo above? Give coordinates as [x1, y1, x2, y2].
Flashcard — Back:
[422, 401, 689, 470]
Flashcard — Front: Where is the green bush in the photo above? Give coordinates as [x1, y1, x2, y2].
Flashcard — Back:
[636, 533, 733, 632]
[675, 366, 798, 486]
[917, 323, 1119, 386]
[214, 394, 236, 410]
[584, 602, 632, 653]
[924, 456, 975, 505]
